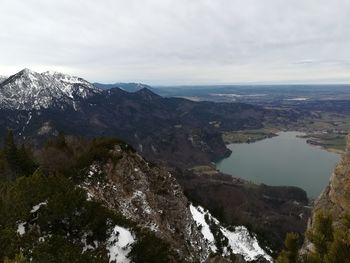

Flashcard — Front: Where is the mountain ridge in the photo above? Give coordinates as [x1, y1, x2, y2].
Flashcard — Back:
[93, 82, 153, 92]
[0, 69, 100, 110]
[0, 68, 288, 167]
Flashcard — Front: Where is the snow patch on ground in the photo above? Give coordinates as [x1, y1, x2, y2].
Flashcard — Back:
[88, 164, 101, 178]
[17, 222, 26, 236]
[30, 201, 47, 213]
[221, 226, 272, 262]
[86, 192, 94, 201]
[189, 204, 272, 262]
[107, 226, 135, 263]
[83, 163, 103, 187]
[26, 111, 32, 125]
[81, 232, 98, 253]
[189, 205, 217, 252]
[132, 190, 152, 215]
[147, 222, 159, 232]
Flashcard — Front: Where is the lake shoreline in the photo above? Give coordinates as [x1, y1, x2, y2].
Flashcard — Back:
[223, 129, 345, 155]
[217, 131, 340, 198]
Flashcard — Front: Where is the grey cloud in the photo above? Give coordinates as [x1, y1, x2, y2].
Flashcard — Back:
[0, 0, 350, 85]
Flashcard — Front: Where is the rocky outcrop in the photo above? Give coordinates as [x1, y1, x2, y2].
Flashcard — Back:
[78, 142, 272, 262]
[81, 145, 210, 262]
[306, 134, 350, 234]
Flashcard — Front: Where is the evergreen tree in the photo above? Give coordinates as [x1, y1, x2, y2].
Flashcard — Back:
[45, 131, 68, 151]
[0, 131, 37, 181]
[276, 232, 300, 263]
[4, 130, 18, 168]
[17, 144, 37, 176]
[306, 210, 333, 259]
[324, 215, 350, 263]
[303, 211, 350, 263]
[2, 130, 19, 180]
[55, 131, 67, 150]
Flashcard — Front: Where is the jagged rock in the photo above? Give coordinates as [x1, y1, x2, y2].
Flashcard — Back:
[82, 146, 211, 262]
[311, 134, 350, 219]
[79, 142, 271, 262]
[303, 134, 350, 252]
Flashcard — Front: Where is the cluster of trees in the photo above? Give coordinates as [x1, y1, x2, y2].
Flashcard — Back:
[0, 131, 176, 262]
[0, 168, 116, 262]
[277, 210, 350, 263]
[0, 130, 37, 181]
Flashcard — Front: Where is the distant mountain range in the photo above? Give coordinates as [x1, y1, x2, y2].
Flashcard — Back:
[93, 82, 154, 92]
[0, 68, 303, 168]
[0, 70, 157, 110]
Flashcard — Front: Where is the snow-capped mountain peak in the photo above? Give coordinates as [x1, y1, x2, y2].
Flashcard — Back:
[42, 70, 87, 84]
[21, 68, 35, 73]
[0, 69, 100, 110]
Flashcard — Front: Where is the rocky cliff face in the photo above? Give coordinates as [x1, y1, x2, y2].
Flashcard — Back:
[304, 134, 350, 250]
[311, 134, 350, 215]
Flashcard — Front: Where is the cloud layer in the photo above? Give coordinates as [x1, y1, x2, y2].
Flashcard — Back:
[1, 0, 350, 84]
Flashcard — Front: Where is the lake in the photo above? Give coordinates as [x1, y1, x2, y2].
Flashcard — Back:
[216, 131, 340, 198]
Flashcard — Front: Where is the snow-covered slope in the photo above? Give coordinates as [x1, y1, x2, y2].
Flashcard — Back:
[107, 225, 135, 263]
[0, 68, 100, 110]
[190, 204, 273, 262]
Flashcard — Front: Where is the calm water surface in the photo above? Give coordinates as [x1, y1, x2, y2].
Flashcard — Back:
[216, 131, 340, 198]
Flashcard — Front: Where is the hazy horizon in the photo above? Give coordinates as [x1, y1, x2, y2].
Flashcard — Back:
[2, 67, 350, 87]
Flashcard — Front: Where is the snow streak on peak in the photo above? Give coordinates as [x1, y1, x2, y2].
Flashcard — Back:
[0, 68, 100, 110]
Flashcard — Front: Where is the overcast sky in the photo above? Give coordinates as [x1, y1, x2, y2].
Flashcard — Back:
[1, 0, 350, 85]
